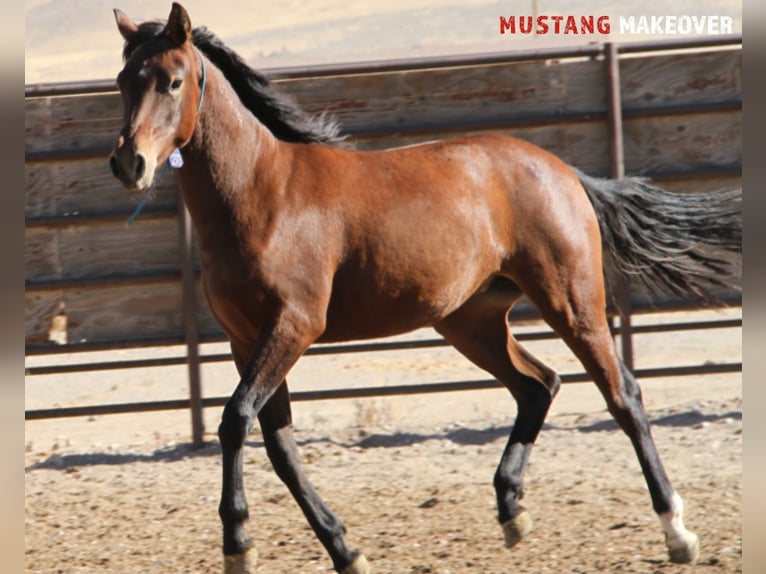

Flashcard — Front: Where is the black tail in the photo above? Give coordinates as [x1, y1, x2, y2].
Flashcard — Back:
[572, 167, 742, 304]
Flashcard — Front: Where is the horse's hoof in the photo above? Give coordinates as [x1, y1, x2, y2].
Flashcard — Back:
[224, 549, 258, 574]
[501, 510, 534, 548]
[667, 531, 700, 564]
[340, 553, 370, 574]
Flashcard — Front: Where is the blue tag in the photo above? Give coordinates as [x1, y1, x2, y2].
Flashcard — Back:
[168, 148, 184, 169]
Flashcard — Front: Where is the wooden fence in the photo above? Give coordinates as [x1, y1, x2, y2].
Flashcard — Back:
[25, 36, 742, 444]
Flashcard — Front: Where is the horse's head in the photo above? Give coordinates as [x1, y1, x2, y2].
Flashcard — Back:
[109, 3, 204, 191]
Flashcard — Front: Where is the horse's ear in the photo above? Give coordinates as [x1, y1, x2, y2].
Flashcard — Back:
[163, 2, 192, 46]
[114, 9, 138, 41]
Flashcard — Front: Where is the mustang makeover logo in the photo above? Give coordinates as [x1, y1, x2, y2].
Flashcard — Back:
[500, 14, 734, 36]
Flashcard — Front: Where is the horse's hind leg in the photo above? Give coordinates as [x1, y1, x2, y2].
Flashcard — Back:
[434, 283, 561, 549]
[517, 251, 700, 563]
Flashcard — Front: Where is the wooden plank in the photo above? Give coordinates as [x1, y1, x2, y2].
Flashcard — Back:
[262, 51, 745, 124]
[25, 93, 122, 155]
[653, 175, 741, 194]
[25, 290, 65, 344]
[26, 282, 185, 346]
[620, 50, 741, 110]
[24, 277, 233, 346]
[24, 50, 741, 157]
[24, 51, 740, 159]
[25, 218, 180, 283]
[623, 111, 740, 174]
[26, 59, 607, 152]
[281, 57, 606, 134]
[25, 157, 178, 218]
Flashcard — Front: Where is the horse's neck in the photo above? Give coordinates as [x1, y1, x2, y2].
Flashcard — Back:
[175, 64, 282, 245]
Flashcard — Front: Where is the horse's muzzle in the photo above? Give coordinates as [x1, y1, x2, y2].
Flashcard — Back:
[109, 135, 153, 190]
[109, 150, 146, 185]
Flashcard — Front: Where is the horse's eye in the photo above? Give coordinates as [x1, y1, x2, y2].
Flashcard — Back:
[170, 78, 183, 92]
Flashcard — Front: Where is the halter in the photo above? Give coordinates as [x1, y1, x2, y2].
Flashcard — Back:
[127, 46, 207, 226]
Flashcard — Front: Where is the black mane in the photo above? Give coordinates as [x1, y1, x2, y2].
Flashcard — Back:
[122, 22, 349, 147]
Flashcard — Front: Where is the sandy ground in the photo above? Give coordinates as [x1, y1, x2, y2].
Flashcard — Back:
[25, 308, 742, 573]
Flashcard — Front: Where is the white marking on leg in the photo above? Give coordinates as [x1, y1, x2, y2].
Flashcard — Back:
[658, 492, 700, 563]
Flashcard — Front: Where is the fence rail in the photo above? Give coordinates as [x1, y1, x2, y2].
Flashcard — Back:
[25, 36, 742, 444]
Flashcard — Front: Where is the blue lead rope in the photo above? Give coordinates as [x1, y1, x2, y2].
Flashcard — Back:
[126, 47, 207, 226]
[126, 162, 169, 226]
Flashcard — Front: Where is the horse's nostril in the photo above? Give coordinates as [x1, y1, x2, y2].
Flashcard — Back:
[135, 154, 146, 180]
[109, 155, 121, 178]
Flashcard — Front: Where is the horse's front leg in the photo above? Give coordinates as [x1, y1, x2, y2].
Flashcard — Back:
[217, 308, 322, 574]
[258, 380, 369, 574]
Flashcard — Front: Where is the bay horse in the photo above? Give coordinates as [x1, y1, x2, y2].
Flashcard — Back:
[109, 4, 741, 573]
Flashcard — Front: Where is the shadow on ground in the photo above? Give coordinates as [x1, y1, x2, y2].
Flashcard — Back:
[26, 406, 740, 471]
[576, 409, 741, 433]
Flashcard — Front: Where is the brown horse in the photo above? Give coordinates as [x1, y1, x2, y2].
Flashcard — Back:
[110, 4, 741, 573]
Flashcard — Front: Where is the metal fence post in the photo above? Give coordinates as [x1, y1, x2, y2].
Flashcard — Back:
[605, 42, 634, 371]
[178, 190, 205, 447]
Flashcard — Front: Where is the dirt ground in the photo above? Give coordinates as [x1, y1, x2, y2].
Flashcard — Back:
[25, 308, 742, 573]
